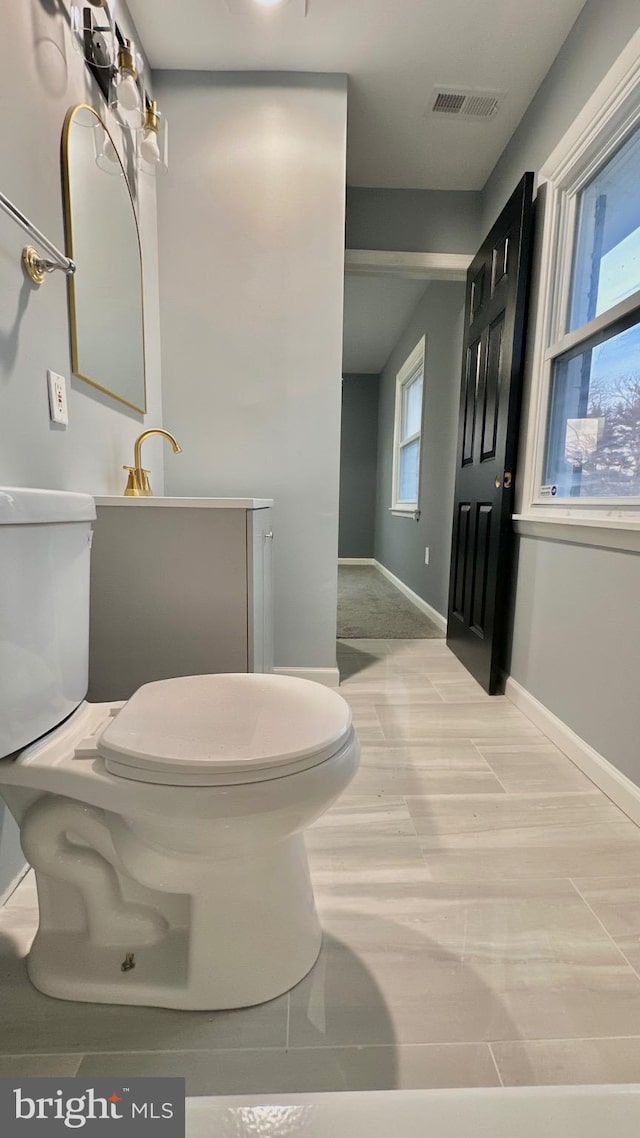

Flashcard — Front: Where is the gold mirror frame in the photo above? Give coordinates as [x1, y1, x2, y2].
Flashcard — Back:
[62, 104, 147, 414]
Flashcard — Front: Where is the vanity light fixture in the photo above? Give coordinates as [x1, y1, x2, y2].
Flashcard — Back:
[71, 9, 167, 175]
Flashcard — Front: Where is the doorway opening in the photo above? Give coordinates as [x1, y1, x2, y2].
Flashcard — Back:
[338, 250, 469, 673]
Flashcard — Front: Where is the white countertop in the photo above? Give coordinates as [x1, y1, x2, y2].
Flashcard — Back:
[94, 496, 273, 509]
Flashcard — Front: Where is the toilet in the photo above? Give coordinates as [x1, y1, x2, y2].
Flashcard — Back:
[0, 487, 359, 1010]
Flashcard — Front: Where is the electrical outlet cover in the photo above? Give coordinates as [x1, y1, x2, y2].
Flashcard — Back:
[47, 369, 69, 426]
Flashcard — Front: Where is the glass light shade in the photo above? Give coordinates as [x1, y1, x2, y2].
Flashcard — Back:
[70, 2, 117, 69]
[93, 120, 124, 176]
[69, 4, 83, 50]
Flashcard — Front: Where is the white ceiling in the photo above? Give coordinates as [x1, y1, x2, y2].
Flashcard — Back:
[342, 276, 428, 374]
[127, 0, 586, 190]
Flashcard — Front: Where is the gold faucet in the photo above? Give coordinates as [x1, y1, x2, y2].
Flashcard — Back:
[124, 429, 182, 496]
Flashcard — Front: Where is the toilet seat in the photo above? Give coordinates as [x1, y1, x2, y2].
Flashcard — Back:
[98, 673, 353, 786]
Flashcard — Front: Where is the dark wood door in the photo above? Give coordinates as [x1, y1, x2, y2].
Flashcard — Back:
[446, 173, 535, 693]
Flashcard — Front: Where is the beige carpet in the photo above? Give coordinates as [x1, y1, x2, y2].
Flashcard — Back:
[337, 565, 444, 639]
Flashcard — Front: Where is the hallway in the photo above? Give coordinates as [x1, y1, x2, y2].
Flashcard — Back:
[337, 566, 443, 639]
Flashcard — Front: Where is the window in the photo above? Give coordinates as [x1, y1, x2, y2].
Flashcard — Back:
[391, 338, 425, 515]
[543, 125, 640, 501]
[545, 321, 640, 499]
[518, 34, 640, 546]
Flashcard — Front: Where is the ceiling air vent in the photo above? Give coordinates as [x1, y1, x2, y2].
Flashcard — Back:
[430, 88, 504, 121]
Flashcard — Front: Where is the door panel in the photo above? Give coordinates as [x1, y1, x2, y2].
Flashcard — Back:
[462, 338, 482, 465]
[470, 502, 492, 636]
[446, 173, 535, 693]
[452, 502, 471, 619]
[481, 316, 504, 461]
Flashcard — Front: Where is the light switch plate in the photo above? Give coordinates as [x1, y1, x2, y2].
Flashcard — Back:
[424, 547, 430, 565]
[47, 370, 69, 425]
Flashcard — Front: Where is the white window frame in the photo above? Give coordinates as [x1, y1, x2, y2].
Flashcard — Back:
[390, 336, 426, 517]
[516, 27, 640, 553]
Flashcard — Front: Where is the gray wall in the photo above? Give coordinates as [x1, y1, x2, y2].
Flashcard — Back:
[482, 0, 640, 233]
[339, 375, 380, 558]
[0, 1, 162, 896]
[481, 0, 640, 782]
[375, 282, 466, 618]
[155, 72, 348, 672]
[346, 188, 481, 253]
[509, 538, 640, 784]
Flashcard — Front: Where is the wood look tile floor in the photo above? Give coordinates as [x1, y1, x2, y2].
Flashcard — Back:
[2, 638, 640, 1091]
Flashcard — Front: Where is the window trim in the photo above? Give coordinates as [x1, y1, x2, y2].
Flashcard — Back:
[390, 336, 426, 516]
[518, 26, 640, 547]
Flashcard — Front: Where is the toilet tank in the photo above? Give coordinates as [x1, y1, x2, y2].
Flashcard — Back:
[0, 487, 96, 758]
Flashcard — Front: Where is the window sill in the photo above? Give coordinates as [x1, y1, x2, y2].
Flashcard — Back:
[389, 507, 420, 520]
[513, 512, 640, 553]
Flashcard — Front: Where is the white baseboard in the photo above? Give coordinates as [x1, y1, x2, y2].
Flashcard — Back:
[373, 560, 447, 633]
[505, 676, 640, 827]
[338, 557, 376, 566]
[0, 863, 29, 908]
[273, 666, 340, 690]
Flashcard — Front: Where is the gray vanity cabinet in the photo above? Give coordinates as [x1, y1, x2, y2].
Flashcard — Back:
[88, 500, 274, 702]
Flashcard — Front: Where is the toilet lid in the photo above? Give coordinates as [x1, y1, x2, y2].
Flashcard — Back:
[98, 673, 353, 785]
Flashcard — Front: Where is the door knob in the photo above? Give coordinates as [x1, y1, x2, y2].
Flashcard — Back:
[495, 475, 502, 489]
[264, 530, 274, 540]
[495, 472, 513, 490]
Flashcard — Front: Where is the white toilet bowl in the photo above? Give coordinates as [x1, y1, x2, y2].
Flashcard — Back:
[0, 673, 359, 1010]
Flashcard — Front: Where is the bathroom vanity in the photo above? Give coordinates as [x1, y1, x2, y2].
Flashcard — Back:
[88, 497, 274, 702]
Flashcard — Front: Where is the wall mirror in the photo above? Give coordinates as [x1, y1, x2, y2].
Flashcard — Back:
[62, 104, 146, 413]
